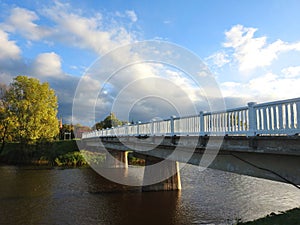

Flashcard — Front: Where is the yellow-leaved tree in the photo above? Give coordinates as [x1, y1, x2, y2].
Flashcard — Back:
[4, 76, 59, 145]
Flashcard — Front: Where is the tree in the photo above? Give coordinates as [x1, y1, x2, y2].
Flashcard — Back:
[93, 113, 126, 130]
[0, 83, 14, 152]
[5, 76, 59, 144]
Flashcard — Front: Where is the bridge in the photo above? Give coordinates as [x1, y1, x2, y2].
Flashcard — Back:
[81, 97, 300, 191]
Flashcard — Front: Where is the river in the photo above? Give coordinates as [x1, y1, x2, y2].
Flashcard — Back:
[0, 164, 299, 225]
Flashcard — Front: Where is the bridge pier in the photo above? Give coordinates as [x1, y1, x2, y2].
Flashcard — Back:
[105, 150, 128, 168]
[142, 156, 181, 192]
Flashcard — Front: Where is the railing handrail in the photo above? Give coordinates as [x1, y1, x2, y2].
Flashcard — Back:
[203, 106, 249, 116]
[82, 97, 300, 139]
[254, 97, 300, 108]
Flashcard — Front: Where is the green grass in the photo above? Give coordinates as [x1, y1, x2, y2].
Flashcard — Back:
[238, 208, 300, 225]
[0, 140, 89, 167]
[54, 151, 88, 167]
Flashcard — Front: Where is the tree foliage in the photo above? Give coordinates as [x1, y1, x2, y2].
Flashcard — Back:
[93, 113, 126, 130]
[0, 83, 14, 152]
[1, 76, 59, 145]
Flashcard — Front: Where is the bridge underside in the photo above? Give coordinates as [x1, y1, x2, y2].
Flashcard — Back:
[83, 136, 300, 188]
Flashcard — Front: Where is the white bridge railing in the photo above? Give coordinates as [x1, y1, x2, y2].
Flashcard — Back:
[82, 97, 300, 138]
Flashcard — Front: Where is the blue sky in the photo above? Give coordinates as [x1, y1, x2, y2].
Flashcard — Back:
[1, 0, 300, 125]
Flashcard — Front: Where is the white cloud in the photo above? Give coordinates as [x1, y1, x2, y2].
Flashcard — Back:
[222, 24, 300, 71]
[221, 72, 300, 102]
[220, 81, 243, 97]
[205, 51, 230, 67]
[281, 66, 300, 78]
[1, 4, 137, 55]
[33, 52, 62, 77]
[249, 73, 300, 100]
[0, 30, 21, 60]
[1, 7, 51, 41]
[42, 2, 135, 55]
[212, 24, 300, 104]
[125, 10, 138, 22]
[247, 72, 278, 93]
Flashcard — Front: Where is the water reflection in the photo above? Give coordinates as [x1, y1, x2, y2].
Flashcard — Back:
[0, 165, 299, 225]
[0, 166, 54, 225]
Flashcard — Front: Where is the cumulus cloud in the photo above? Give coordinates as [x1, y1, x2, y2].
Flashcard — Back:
[208, 24, 300, 73]
[1, 3, 137, 55]
[0, 30, 21, 60]
[42, 2, 135, 54]
[223, 24, 300, 71]
[32, 52, 63, 78]
[72, 41, 220, 125]
[0, 7, 51, 41]
[221, 72, 300, 102]
[247, 72, 300, 100]
[206, 24, 300, 108]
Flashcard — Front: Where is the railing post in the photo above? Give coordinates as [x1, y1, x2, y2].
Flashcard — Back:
[199, 111, 205, 136]
[125, 123, 129, 136]
[137, 121, 141, 136]
[170, 116, 176, 136]
[297, 102, 300, 130]
[247, 102, 257, 136]
[151, 119, 155, 136]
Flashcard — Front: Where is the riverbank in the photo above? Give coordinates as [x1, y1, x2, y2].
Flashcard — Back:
[0, 140, 93, 167]
[0, 140, 144, 167]
[238, 207, 300, 225]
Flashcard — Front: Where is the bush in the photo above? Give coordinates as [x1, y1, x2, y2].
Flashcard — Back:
[54, 151, 88, 167]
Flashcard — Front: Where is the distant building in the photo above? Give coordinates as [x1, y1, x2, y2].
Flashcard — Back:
[74, 126, 91, 138]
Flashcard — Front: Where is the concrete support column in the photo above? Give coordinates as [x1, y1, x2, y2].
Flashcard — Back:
[105, 150, 128, 168]
[142, 156, 181, 192]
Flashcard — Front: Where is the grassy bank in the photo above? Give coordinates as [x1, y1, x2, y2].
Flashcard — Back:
[0, 140, 100, 167]
[238, 208, 300, 225]
[0, 141, 143, 168]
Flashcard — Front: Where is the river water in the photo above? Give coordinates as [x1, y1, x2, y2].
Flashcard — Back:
[0, 164, 299, 225]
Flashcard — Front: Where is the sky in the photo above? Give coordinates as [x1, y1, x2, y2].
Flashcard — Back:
[1, 0, 300, 126]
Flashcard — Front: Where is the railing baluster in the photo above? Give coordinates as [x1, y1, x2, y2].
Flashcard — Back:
[297, 102, 300, 130]
[224, 112, 228, 133]
[258, 109, 262, 131]
[226, 112, 230, 132]
[237, 111, 240, 132]
[278, 104, 283, 130]
[274, 106, 278, 130]
[262, 108, 267, 131]
[291, 104, 294, 129]
[285, 104, 289, 129]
